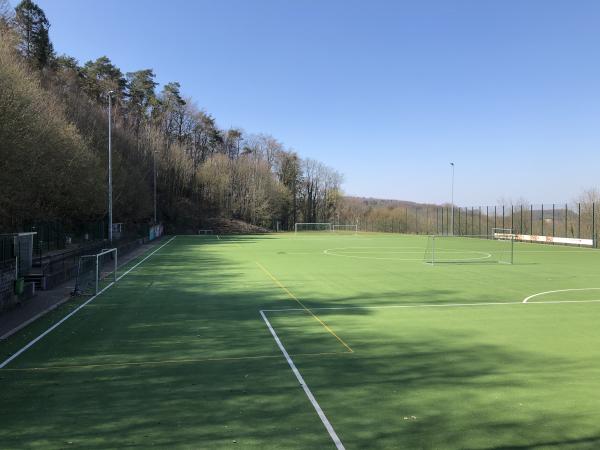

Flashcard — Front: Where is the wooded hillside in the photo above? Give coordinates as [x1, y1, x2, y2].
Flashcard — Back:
[0, 0, 344, 232]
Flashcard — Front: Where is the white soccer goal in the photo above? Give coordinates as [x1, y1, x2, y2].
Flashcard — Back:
[197, 229, 214, 235]
[74, 248, 117, 295]
[424, 233, 514, 265]
[332, 224, 358, 233]
[294, 223, 332, 233]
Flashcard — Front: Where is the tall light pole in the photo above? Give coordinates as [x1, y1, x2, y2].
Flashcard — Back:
[107, 91, 114, 242]
[153, 150, 157, 224]
[450, 162, 455, 235]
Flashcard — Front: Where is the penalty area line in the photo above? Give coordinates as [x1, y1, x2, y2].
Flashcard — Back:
[255, 261, 353, 353]
[0, 236, 177, 369]
[261, 298, 600, 313]
[260, 310, 345, 450]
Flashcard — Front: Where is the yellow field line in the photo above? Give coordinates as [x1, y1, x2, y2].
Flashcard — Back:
[255, 261, 354, 353]
[2, 351, 350, 372]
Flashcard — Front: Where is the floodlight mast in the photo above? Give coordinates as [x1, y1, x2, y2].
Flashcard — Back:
[450, 162, 455, 236]
[153, 150, 157, 224]
[107, 90, 114, 243]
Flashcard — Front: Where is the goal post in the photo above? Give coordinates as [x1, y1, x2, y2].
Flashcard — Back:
[294, 223, 332, 233]
[74, 248, 117, 295]
[197, 229, 214, 235]
[332, 224, 359, 233]
[424, 232, 514, 265]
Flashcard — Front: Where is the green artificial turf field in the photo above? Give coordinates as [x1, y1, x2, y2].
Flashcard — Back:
[2, 233, 600, 449]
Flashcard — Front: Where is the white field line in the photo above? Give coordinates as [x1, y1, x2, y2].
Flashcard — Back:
[0, 282, 112, 369]
[259, 310, 344, 450]
[216, 235, 221, 240]
[0, 236, 176, 369]
[260, 289, 600, 446]
[513, 250, 599, 253]
[261, 299, 600, 313]
[282, 252, 319, 255]
[522, 287, 600, 303]
[116, 236, 176, 281]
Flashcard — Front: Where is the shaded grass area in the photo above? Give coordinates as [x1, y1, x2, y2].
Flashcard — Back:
[2, 233, 600, 448]
[0, 238, 175, 363]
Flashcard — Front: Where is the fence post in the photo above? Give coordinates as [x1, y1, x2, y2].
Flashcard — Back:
[552, 204, 555, 237]
[442, 207, 445, 235]
[578, 203, 581, 239]
[530, 205, 533, 235]
[471, 207, 474, 235]
[494, 206, 497, 230]
[415, 206, 418, 235]
[593, 203, 596, 247]
[466, 207, 469, 235]
[541, 204, 544, 235]
[565, 203, 568, 237]
[511, 205, 514, 232]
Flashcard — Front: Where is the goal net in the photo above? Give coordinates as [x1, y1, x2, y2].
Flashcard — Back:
[424, 231, 514, 264]
[294, 223, 332, 233]
[197, 229, 214, 235]
[73, 248, 118, 295]
[332, 224, 358, 233]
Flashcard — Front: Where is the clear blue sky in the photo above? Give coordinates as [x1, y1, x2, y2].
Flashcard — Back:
[25, 0, 600, 205]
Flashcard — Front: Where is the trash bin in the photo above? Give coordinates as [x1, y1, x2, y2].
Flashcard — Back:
[14, 278, 24, 295]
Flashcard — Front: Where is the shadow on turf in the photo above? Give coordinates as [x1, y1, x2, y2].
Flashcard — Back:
[289, 326, 596, 449]
[476, 435, 600, 450]
[0, 235, 597, 449]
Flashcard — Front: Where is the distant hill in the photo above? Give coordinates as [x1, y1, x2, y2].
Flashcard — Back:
[343, 196, 442, 208]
